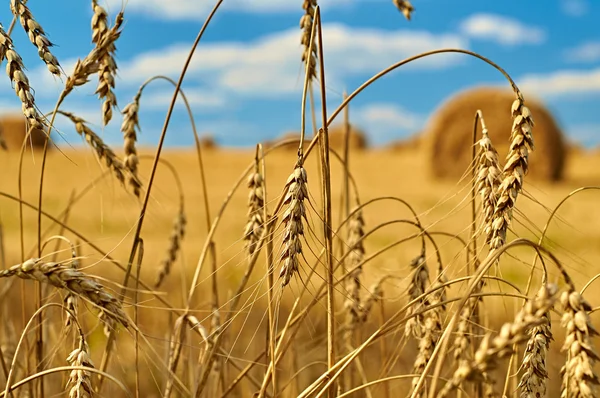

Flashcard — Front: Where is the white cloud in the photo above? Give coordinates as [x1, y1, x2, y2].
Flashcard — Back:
[561, 0, 589, 17]
[519, 68, 600, 97]
[459, 13, 546, 46]
[565, 41, 600, 63]
[354, 103, 422, 143]
[108, 0, 352, 19]
[141, 88, 227, 109]
[119, 24, 467, 97]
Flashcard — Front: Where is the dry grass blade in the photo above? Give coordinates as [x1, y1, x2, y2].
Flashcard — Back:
[121, 94, 141, 196]
[300, 0, 317, 80]
[393, 0, 414, 20]
[243, 163, 265, 256]
[66, 335, 94, 398]
[0, 23, 45, 130]
[560, 288, 599, 397]
[490, 97, 534, 250]
[0, 258, 128, 330]
[155, 205, 186, 288]
[59, 111, 141, 195]
[518, 285, 554, 398]
[10, 0, 61, 75]
[439, 284, 558, 398]
[279, 158, 309, 287]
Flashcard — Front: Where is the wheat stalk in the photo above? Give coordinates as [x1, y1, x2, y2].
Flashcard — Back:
[243, 167, 265, 256]
[490, 97, 534, 251]
[121, 94, 141, 196]
[300, 0, 317, 80]
[0, 23, 45, 130]
[0, 258, 128, 331]
[439, 284, 558, 398]
[10, 0, 61, 76]
[560, 288, 599, 397]
[155, 204, 186, 288]
[279, 159, 308, 287]
[66, 335, 94, 398]
[393, 0, 414, 20]
[518, 285, 554, 398]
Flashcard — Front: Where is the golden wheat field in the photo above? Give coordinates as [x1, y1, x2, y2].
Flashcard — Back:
[3, 1, 600, 397]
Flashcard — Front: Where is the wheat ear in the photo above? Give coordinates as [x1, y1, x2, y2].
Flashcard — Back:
[64, 248, 80, 329]
[300, 0, 317, 80]
[393, 0, 414, 20]
[358, 277, 385, 323]
[518, 285, 554, 398]
[490, 97, 534, 250]
[243, 163, 265, 256]
[560, 288, 599, 397]
[66, 334, 94, 398]
[121, 94, 141, 196]
[405, 252, 430, 338]
[0, 258, 128, 331]
[279, 158, 308, 286]
[155, 204, 186, 288]
[439, 284, 558, 398]
[343, 208, 366, 340]
[10, 0, 60, 75]
[0, 24, 45, 130]
[475, 114, 502, 246]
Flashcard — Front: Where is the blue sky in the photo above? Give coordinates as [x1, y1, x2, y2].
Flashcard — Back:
[2, 0, 600, 147]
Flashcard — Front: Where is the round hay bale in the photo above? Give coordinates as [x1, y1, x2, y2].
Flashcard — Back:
[388, 132, 422, 152]
[268, 124, 368, 153]
[199, 134, 217, 150]
[0, 114, 47, 151]
[425, 86, 566, 181]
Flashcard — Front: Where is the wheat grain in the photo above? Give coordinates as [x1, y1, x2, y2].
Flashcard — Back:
[243, 169, 265, 256]
[518, 285, 554, 398]
[279, 160, 308, 287]
[490, 97, 534, 250]
[1, 24, 45, 131]
[66, 335, 94, 398]
[300, 0, 317, 80]
[393, 0, 414, 20]
[439, 284, 558, 398]
[0, 258, 128, 330]
[10, 0, 61, 76]
[155, 205, 186, 288]
[121, 95, 141, 196]
[560, 288, 599, 397]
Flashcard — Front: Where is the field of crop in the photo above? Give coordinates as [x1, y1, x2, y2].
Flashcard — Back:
[2, 1, 600, 398]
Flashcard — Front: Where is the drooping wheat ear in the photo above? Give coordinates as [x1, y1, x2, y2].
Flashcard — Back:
[300, 0, 317, 80]
[60, 111, 142, 195]
[0, 258, 128, 330]
[343, 208, 366, 339]
[475, 115, 502, 246]
[279, 158, 308, 287]
[0, 24, 45, 130]
[410, 280, 446, 398]
[358, 277, 385, 324]
[66, 334, 94, 398]
[405, 252, 430, 338]
[439, 284, 558, 398]
[65, 57, 101, 95]
[64, 248, 80, 329]
[393, 0, 415, 20]
[155, 204, 186, 288]
[243, 167, 265, 256]
[10, 0, 61, 76]
[121, 94, 141, 196]
[518, 285, 554, 398]
[560, 288, 599, 397]
[92, 4, 123, 126]
[490, 96, 534, 250]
